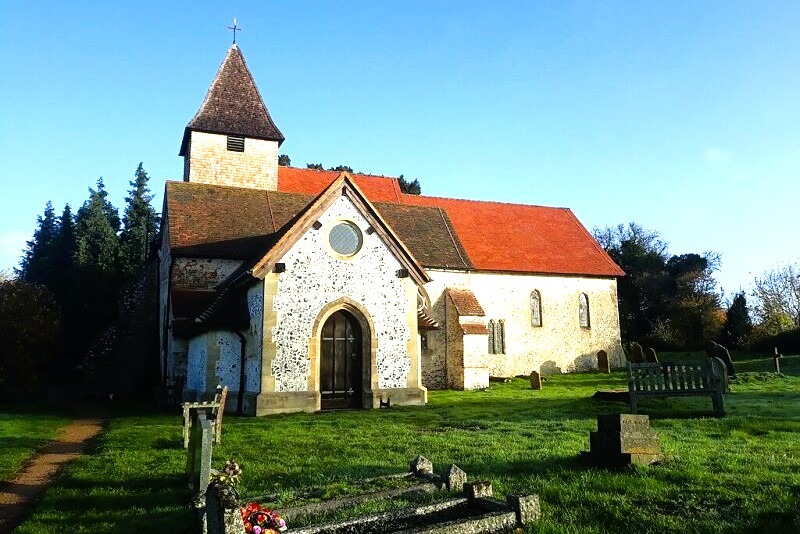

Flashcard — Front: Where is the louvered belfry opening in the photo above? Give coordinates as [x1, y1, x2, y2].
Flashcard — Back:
[226, 135, 245, 152]
[320, 310, 364, 409]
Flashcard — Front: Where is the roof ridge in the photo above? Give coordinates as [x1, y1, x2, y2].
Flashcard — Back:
[407, 192, 570, 211]
[282, 166, 400, 180]
[281, 168, 569, 209]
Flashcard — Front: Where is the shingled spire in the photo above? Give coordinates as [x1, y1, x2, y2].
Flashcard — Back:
[180, 45, 284, 191]
[180, 44, 284, 156]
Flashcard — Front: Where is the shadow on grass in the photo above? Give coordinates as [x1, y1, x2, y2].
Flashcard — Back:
[20, 506, 195, 534]
[0, 436, 49, 451]
[152, 437, 184, 450]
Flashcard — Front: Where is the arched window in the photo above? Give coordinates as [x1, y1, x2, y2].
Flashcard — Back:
[579, 293, 590, 328]
[488, 320, 496, 354]
[497, 320, 506, 354]
[530, 290, 542, 327]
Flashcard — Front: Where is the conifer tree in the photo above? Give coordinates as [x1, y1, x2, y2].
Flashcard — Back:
[722, 292, 753, 348]
[75, 178, 120, 276]
[119, 163, 159, 279]
[74, 178, 121, 342]
[398, 175, 422, 195]
[17, 201, 58, 285]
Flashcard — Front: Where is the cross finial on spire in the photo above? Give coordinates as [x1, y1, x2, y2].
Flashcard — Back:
[227, 18, 242, 44]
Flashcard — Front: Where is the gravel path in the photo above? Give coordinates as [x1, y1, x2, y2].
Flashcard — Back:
[0, 416, 105, 531]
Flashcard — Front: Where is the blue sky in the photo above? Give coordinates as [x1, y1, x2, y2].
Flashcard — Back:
[1, 1, 798, 297]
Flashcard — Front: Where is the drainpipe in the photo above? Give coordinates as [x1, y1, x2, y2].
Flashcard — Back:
[234, 330, 247, 415]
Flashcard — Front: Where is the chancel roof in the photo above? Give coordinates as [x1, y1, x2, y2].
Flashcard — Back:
[180, 45, 284, 155]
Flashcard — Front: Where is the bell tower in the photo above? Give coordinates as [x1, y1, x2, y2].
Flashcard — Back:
[179, 44, 284, 190]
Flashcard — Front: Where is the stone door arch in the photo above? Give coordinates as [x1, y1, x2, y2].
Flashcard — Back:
[310, 298, 378, 410]
[320, 310, 363, 409]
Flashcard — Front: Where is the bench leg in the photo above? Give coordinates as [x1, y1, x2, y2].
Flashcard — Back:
[712, 393, 725, 416]
[629, 393, 638, 414]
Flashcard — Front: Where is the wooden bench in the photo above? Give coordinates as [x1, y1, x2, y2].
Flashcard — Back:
[627, 358, 727, 416]
[182, 385, 228, 449]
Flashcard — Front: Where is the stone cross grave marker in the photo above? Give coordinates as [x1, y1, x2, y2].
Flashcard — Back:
[187, 410, 215, 493]
[597, 350, 610, 373]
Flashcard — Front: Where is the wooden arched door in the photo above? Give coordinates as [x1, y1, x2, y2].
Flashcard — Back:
[320, 310, 363, 409]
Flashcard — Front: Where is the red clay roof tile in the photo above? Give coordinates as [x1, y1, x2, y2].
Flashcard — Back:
[448, 288, 486, 317]
[277, 167, 624, 277]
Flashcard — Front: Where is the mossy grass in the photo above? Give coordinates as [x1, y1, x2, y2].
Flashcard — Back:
[12, 352, 800, 533]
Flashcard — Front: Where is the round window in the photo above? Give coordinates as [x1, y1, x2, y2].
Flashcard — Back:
[328, 221, 362, 257]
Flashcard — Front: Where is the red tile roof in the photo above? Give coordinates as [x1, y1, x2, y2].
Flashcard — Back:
[448, 288, 486, 317]
[277, 167, 624, 277]
[278, 167, 402, 203]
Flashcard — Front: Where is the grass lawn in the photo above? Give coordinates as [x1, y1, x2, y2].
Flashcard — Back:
[0, 406, 70, 481]
[13, 352, 800, 533]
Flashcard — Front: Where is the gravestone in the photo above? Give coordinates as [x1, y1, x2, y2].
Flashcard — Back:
[187, 411, 215, 492]
[529, 370, 542, 390]
[712, 342, 736, 376]
[645, 347, 659, 363]
[706, 340, 735, 376]
[584, 413, 662, 466]
[630, 342, 645, 364]
[597, 350, 611, 373]
[773, 347, 782, 374]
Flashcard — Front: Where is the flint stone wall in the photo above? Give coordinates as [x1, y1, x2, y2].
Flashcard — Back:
[270, 195, 415, 391]
[423, 270, 624, 389]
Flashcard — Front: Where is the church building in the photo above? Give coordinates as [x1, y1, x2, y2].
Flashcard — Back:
[159, 45, 625, 415]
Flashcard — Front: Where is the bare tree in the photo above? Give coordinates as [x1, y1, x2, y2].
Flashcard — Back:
[752, 262, 800, 329]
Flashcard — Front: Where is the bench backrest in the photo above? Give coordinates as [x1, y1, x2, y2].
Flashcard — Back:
[628, 359, 725, 393]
